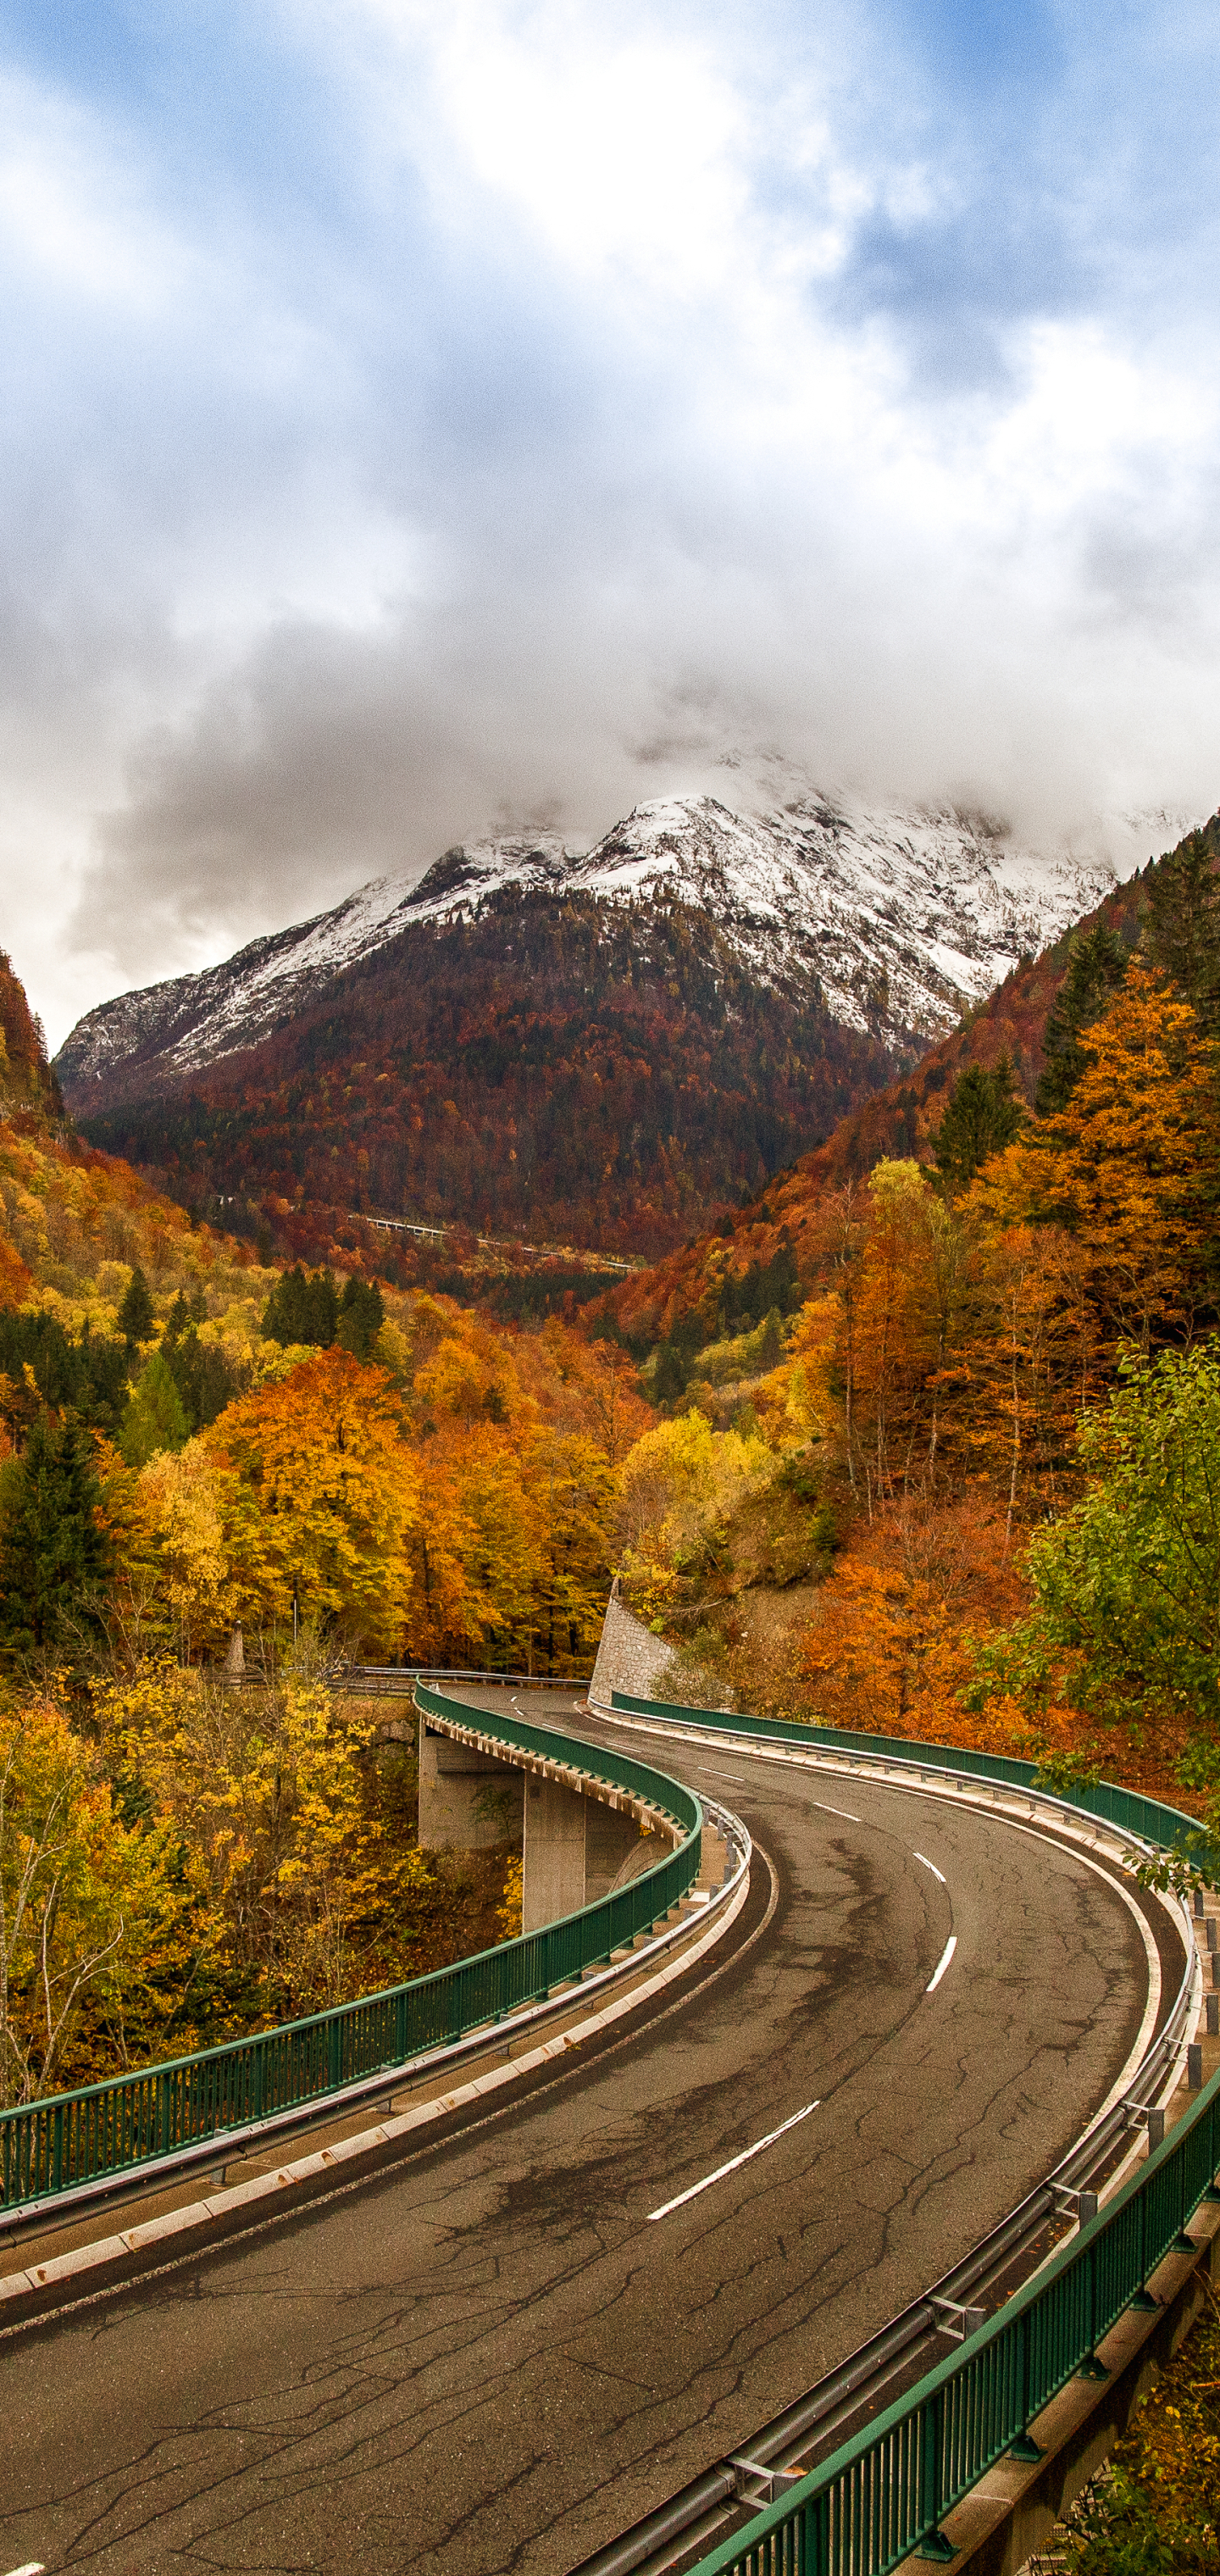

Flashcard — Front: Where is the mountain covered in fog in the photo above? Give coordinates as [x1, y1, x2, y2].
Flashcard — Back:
[56, 787, 1134, 1262]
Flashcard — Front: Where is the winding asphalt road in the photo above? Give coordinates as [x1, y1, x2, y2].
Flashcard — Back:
[2, 1696, 1169, 2576]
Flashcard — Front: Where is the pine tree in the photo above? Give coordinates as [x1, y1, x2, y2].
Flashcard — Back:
[1142, 817, 1220, 1035]
[932, 1056, 1025, 1194]
[336, 1276, 385, 1361]
[117, 1264, 155, 1351]
[0, 1410, 112, 1653]
[162, 1290, 191, 1344]
[161, 1325, 235, 1432]
[262, 1264, 339, 1349]
[1036, 927, 1129, 1114]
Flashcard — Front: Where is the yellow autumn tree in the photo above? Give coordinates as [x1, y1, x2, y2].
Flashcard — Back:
[203, 1347, 418, 1657]
[617, 1408, 773, 1619]
[97, 1661, 432, 2021]
[0, 1696, 193, 2101]
[136, 1438, 231, 1657]
[528, 1429, 618, 1670]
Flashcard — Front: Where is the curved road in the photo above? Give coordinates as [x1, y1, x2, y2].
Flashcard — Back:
[2, 1696, 1168, 2576]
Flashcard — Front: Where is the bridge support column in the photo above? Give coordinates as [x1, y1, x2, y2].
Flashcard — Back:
[523, 1777, 587, 1932]
[419, 1721, 652, 1935]
[418, 1722, 525, 1852]
[522, 1779, 646, 1931]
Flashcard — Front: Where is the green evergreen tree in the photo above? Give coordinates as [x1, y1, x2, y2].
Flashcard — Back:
[262, 1264, 339, 1349]
[117, 1264, 155, 1351]
[336, 1276, 385, 1360]
[1142, 816, 1220, 1035]
[162, 1290, 191, 1343]
[162, 1325, 235, 1432]
[932, 1054, 1025, 1193]
[119, 1352, 190, 1468]
[1035, 925, 1130, 1115]
[0, 1410, 112, 1654]
[0, 1310, 126, 1436]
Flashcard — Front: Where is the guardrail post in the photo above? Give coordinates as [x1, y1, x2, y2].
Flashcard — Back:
[918, 2392, 955, 2559]
[1130, 2179, 1159, 2311]
[1078, 2231, 1108, 2379]
[1009, 2310, 1043, 2462]
[803, 2482, 830, 2576]
[1175, 2129, 1195, 2248]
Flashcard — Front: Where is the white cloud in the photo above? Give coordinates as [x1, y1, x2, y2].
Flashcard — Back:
[0, 71, 193, 314]
[4, 0, 1220, 1046]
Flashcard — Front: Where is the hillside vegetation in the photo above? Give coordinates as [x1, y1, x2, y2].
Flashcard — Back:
[0, 960, 649, 2100]
[603, 816, 1220, 1862]
[598, 822, 1220, 1355]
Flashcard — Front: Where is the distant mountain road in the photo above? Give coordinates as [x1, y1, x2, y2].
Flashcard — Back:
[2, 1695, 1167, 2576]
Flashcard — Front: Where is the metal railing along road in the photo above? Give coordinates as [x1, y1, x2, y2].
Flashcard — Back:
[0, 1683, 702, 2220]
[608, 1690, 1213, 1862]
[601, 1690, 1219, 2576]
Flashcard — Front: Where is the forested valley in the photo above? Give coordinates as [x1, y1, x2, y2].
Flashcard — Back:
[607, 817, 1220, 1876]
[4, 813, 1220, 2152]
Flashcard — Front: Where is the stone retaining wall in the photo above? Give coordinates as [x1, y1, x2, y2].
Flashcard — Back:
[589, 1581, 673, 1705]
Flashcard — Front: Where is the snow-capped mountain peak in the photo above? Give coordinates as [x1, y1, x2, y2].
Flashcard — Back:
[57, 787, 1131, 1099]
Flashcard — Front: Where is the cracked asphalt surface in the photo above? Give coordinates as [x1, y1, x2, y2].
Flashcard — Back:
[3, 1699, 1158, 2575]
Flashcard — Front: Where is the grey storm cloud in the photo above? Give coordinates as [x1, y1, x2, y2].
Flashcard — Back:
[4, 0, 1220, 1041]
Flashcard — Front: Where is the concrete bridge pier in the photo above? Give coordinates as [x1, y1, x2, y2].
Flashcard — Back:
[417, 1723, 525, 1852]
[418, 1719, 657, 1935]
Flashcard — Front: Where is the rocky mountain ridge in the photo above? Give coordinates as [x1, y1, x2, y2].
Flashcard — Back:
[58, 790, 1123, 1105]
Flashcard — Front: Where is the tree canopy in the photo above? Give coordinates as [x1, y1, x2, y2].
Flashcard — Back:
[0, 1411, 112, 1656]
[932, 1055, 1025, 1194]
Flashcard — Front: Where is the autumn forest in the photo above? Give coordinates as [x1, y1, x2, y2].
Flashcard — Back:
[5, 817, 1220, 2126]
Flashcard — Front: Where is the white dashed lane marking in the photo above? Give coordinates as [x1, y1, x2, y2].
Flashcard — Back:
[926, 1935, 957, 1993]
[913, 1851, 946, 1884]
[647, 2100, 821, 2222]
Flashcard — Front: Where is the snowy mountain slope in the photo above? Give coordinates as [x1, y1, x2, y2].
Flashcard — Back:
[58, 791, 1123, 1102]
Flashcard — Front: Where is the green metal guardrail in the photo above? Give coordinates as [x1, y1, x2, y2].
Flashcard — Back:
[0, 1683, 702, 2216]
[606, 1690, 1217, 2576]
[610, 1690, 1210, 1863]
[685, 2079, 1220, 2576]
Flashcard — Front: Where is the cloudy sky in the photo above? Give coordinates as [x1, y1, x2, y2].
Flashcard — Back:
[4, 0, 1220, 1047]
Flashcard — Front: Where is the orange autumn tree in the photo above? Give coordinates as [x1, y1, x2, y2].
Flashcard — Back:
[403, 1308, 626, 1670]
[203, 1347, 418, 1656]
[951, 1218, 1096, 1536]
[1040, 962, 1216, 1353]
[408, 1310, 546, 1663]
[800, 1498, 1029, 1745]
[802, 1162, 966, 1509]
